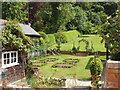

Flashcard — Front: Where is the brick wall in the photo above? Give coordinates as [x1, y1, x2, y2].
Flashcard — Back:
[5, 64, 26, 83]
[0, 51, 27, 84]
[106, 60, 120, 88]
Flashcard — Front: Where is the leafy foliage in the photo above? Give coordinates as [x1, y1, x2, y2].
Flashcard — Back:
[89, 57, 103, 75]
[54, 32, 68, 44]
[97, 6, 120, 54]
[2, 2, 28, 23]
[69, 6, 93, 34]
[2, 19, 33, 53]
[33, 2, 76, 33]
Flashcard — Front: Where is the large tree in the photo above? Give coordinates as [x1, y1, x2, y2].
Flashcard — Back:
[33, 2, 76, 33]
[2, 2, 28, 23]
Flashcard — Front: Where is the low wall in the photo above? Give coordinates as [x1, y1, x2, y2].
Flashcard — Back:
[105, 60, 120, 88]
[58, 51, 109, 56]
[4, 64, 25, 84]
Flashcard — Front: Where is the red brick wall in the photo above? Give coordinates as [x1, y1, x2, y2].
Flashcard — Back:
[106, 60, 120, 88]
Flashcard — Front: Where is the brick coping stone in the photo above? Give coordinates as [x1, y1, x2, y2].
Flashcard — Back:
[107, 60, 120, 63]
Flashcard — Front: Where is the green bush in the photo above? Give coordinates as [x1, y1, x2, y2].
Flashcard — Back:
[62, 30, 80, 42]
[111, 53, 120, 60]
[38, 32, 48, 39]
[47, 34, 56, 45]
[54, 32, 68, 43]
[38, 32, 50, 50]
[89, 57, 103, 75]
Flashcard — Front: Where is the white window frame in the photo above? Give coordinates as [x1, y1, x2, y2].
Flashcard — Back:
[2, 51, 19, 68]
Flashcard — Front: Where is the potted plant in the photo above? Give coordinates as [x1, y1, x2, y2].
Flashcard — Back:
[89, 56, 103, 83]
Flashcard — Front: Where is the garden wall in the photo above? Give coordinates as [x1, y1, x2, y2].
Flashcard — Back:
[105, 60, 120, 88]
[0, 51, 27, 84]
[5, 64, 25, 83]
[58, 51, 109, 56]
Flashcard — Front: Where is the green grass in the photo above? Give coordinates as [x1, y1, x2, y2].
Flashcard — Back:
[32, 54, 94, 80]
[47, 30, 105, 52]
[60, 34, 106, 52]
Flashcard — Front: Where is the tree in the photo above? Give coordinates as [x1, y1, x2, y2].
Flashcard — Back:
[97, 6, 120, 54]
[69, 6, 93, 34]
[32, 2, 76, 33]
[2, 2, 28, 23]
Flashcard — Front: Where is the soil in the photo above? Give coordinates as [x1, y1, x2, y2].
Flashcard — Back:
[56, 63, 73, 67]
[45, 58, 57, 61]
[33, 63, 45, 65]
[65, 59, 78, 62]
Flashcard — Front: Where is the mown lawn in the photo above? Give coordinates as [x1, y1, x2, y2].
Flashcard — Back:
[60, 34, 106, 52]
[32, 54, 94, 80]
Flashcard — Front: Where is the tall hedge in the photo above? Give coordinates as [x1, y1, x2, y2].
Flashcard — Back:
[47, 34, 56, 46]
[62, 30, 80, 42]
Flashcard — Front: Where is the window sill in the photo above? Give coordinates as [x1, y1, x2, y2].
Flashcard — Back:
[2, 63, 19, 68]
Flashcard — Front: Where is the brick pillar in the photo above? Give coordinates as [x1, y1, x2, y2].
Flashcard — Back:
[106, 60, 120, 88]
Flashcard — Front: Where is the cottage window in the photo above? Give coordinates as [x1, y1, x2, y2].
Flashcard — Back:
[2, 51, 19, 68]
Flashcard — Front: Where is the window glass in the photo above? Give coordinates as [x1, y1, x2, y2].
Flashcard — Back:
[2, 51, 18, 68]
[4, 59, 6, 64]
[7, 58, 10, 64]
[4, 54, 6, 58]
[11, 53, 14, 57]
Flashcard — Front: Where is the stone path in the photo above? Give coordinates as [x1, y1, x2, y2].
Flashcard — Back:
[63, 79, 91, 88]
[0, 78, 91, 88]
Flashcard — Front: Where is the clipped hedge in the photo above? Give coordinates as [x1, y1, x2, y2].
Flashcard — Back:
[62, 30, 80, 42]
[47, 34, 56, 45]
[54, 32, 68, 43]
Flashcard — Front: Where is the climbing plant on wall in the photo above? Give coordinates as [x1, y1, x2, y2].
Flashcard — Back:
[2, 19, 33, 53]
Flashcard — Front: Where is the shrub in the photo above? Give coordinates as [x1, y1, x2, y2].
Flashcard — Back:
[56, 42, 61, 51]
[38, 32, 50, 50]
[54, 32, 68, 43]
[72, 45, 77, 52]
[111, 52, 120, 60]
[47, 34, 56, 45]
[38, 32, 48, 39]
[62, 30, 80, 42]
[89, 57, 103, 75]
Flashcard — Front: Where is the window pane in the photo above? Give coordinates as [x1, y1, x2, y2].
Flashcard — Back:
[7, 59, 10, 64]
[11, 53, 14, 57]
[14, 52, 16, 57]
[4, 54, 6, 58]
[11, 58, 14, 63]
[4, 60, 6, 64]
[14, 58, 16, 62]
[7, 53, 9, 58]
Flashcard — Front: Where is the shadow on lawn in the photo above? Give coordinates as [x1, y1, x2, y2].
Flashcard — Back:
[79, 36, 89, 38]
[85, 57, 93, 69]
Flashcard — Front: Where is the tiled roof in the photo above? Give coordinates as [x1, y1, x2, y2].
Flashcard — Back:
[0, 19, 40, 37]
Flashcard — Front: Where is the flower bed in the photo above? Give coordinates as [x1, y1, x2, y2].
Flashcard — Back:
[52, 63, 73, 68]
[32, 62, 46, 67]
[45, 58, 58, 62]
[63, 58, 79, 63]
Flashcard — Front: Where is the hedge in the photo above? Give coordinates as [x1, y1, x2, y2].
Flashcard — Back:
[47, 34, 56, 45]
[62, 30, 80, 42]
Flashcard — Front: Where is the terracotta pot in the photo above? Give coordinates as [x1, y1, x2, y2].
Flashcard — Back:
[91, 75, 96, 81]
[91, 75, 101, 82]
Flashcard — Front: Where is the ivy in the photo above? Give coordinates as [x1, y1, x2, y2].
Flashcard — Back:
[2, 19, 33, 53]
